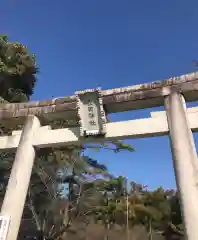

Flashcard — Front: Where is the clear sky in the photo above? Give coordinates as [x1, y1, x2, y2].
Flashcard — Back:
[1, 0, 198, 189]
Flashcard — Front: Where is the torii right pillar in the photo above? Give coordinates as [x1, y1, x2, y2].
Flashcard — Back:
[165, 89, 198, 240]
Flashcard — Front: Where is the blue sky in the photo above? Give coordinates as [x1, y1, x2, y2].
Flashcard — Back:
[1, 0, 198, 189]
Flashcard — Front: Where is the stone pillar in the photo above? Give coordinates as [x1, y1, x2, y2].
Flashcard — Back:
[165, 90, 198, 240]
[181, 96, 198, 177]
[0, 115, 40, 240]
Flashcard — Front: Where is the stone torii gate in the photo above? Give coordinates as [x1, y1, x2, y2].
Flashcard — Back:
[0, 72, 198, 240]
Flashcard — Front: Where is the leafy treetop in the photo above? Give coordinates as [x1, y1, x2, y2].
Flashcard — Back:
[0, 34, 38, 102]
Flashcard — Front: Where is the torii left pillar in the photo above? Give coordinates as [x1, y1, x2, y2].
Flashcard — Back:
[0, 115, 40, 240]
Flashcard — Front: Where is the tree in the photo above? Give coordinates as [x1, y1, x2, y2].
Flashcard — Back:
[0, 34, 37, 103]
[139, 187, 170, 240]
[24, 146, 109, 239]
[24, 141, 134, 240]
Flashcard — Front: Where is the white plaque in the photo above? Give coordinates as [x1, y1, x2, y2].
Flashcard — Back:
[75, 88, 106, 137]
[0, 216, 10, 240]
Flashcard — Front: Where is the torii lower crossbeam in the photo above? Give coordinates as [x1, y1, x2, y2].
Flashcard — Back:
[1, 107, 198, 150]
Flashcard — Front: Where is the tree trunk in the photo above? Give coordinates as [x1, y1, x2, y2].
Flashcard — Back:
[37, 230, 45, 240]
[148, 218, 153, 240]
[104, 223, 110, 240]
[60, 168, 74, 239]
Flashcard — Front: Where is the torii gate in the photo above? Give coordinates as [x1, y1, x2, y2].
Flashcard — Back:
[0, 72, 198, 240]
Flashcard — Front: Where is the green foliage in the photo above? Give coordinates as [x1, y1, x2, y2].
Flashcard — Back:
[75, 178, 183, 240]
[0, 34, 38, 102]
